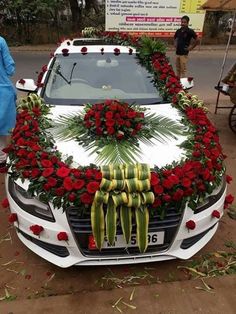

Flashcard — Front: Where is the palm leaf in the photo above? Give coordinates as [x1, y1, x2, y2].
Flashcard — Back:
[120, 206, 132, 244]
[91, 203, 105, 250]
[135, 207, 149, 253]
[94, 141, 142, 165]
[52, 114, 84, 141]
[105, 198, 117, 246]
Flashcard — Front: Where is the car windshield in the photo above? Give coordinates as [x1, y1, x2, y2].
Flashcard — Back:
[43, 52, 163, 105]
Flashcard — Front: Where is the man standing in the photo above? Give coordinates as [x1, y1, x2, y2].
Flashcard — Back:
[174, 15, 198, 78]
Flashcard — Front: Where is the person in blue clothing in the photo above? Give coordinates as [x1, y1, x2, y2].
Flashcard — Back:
[0, 33, 16, 169]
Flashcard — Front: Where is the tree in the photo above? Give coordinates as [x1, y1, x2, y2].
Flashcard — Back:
[68, 0, 101, 32]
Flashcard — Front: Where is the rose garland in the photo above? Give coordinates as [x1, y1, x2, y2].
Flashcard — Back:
[54, 99, 183, 165]
[5, 33, 234, 251]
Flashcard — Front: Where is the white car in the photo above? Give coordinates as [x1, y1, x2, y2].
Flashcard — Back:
[6, 35, 227, 268]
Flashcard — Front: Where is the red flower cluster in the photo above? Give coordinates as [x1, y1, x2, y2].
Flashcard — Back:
[36, 64, 47, 88]
[152, 53, 182, 101]
[57, 232, 68, 241]
[1, 198, 9, 208]
[5, 106, 102, 209]
[83, 100, 145, 140]
[30, 224, 44, 236]
[186, 220, 196, 230]
[224, 194, 234, 209]
[8, 213, 18, 223]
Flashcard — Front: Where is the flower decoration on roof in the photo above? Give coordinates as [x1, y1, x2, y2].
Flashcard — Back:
[62, 48, 69, 57]
[81, 47, 88, 55]
[114, 48, 120, 56]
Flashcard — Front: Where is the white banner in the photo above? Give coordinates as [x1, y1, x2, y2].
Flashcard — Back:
[105, 0, 206, 37]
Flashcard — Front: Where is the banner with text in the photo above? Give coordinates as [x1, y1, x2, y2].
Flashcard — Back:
[105, 0, 206, 37]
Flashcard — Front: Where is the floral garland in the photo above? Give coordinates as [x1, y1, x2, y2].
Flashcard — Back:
[54, 99, 182, 165]
[5, 33, 234, 248]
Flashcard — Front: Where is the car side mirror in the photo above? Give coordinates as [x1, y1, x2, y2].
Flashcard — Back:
[180, 77, 194, 90]
[16, 79, 37, 92]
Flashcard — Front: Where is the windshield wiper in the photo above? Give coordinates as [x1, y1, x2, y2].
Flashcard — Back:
[53, 62, 77, 85]
[55, 68, 70, 85]
[69, 62, 77, 82]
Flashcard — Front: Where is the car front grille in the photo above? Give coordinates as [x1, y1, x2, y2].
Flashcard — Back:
[66, 207, 182, 257]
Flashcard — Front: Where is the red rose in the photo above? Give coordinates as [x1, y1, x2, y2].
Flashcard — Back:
[106, 119, 115, 127]
[226, 175, 233, 184]
[47, 177, 57, 187]
[63, 177, 74, 191]
[162, 194, 171, 202]
[173, 189, 184, 201]
[62, 48, 69, 56]
[181, 177, 192, 188]
[107, 127, 115, 135]
[73, 179, 85, 190]
[153, 185, 164, 194]
[56, 167, 71, 178]
[71, 169, 82, 178]
[127, 111, 136, 118]
[55, 187, 65, 196]
[116, 132, 124, 140]
[68, 192, 76, 202]
[225, 194, 234, 206]
[185, 220, 196, 230]
[87, 181, 100, 194]
[57, 232, 68, 241]
[85, 169, 94, 179]
[42, 168, 54, 177]
[30, 224, 44, 235]
[31, 168, 41, 178]
[94, 171, 102, 181]
[135, 123, 142, 131]
[1, 198, 9, 208]
[81, 47, 87, 55]
[105, 111, 113, 119]
[212, 210, 220, 219]
[41, 159, 53, 168]
[19, 78, 25, 85]
[114, 48, 120, 55]
[9, 213, 18, 223]
[80, 192, 93, 204]
[150, 172, 160, 186]
[43, 183, 51, 191]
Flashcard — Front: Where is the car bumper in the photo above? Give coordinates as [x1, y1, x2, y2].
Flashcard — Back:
[6, 177, 227, 268]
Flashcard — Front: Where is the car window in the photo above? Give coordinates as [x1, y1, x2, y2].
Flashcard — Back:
[43, 52, 162, 105]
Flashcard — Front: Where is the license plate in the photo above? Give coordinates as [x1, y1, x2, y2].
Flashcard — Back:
[103, 231, 165, 249]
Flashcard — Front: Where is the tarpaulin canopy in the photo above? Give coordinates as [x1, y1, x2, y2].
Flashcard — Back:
[201, 0, 236, 113]
[201, 0, 236, 11]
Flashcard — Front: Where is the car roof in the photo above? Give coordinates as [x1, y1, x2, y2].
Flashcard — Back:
[54, 38, 136, 55]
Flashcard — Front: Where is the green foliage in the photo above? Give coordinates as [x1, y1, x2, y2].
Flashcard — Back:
[53, 107, 183, 165]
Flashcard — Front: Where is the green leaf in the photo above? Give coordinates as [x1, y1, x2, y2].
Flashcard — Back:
[91, 203, 105, 250]
[105, 198, 117, 246]
[120, 206, 132, 244]
[135, 207, 149, 253]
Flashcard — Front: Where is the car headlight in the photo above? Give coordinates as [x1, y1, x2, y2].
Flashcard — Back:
[8, 178, 55, 222]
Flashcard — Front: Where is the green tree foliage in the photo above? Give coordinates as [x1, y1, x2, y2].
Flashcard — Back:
[0, 0, 103, 43]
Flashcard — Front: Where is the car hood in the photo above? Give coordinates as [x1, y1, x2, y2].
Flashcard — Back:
[49, 103, 188, 168]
